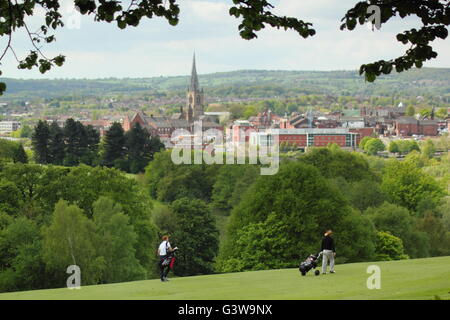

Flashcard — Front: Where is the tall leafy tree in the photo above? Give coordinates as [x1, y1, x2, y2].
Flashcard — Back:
[48, 121, 65, 165]
[84, 125, 100, 166]
[417, 212, 450, 257]
[0, 217, 46, 292]
[102, 122, 126, 168]
[364, 138, 386, 156]
[170, 197, 219, 276]
[31, 120, 50, 164]
[374, 231, 409, 261]
[125, 122, 163, 173]
[0, 179, 21, 215]
[406, 105, 416, 117]
[92, 197, 146, 283]
[364, 202, 429, 258]
[12, 144, 28, 164]
[63, 119, 88, 166]
[381, 160, 445, 213]
[211, 164, 259, 214]
[42, 200, 104, 286]
[0, 139, 17, 161]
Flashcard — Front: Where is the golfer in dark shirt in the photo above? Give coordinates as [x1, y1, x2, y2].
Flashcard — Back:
[321, 230, 336, 274]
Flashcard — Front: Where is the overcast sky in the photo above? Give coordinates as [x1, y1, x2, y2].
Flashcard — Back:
[1, 0, 449, 79]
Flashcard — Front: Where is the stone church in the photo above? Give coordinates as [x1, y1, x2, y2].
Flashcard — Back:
[123, 55, 222, 146]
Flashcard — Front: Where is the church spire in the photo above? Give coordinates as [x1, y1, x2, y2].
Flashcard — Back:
[190, 53, 199, 92]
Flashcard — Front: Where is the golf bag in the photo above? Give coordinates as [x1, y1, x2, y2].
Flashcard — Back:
[299, 251, 322, 276]
[161, 248, 178, 270]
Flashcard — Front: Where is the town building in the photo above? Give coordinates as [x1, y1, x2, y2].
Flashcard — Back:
[0, 121, 21, 133]
[394, 117, 439, 136]
[339, 116, 366, 128]
[250, 128, 359, 149]
[230, 120, 258, 147]
[123, 55, 223, 147]
[248, 109, 281, 128]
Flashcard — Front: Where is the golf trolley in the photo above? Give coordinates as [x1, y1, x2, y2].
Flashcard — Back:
[299, 251, 323, 276]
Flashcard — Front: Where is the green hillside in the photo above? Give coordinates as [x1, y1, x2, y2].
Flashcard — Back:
[1, 256, 449, 300]
[1, 68, 450, 100]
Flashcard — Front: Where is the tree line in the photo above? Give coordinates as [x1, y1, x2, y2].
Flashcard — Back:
[145, 147, 450, 274]
[1, 143, 449, 292]
[31, 119, 164, 173]
[0, 164, 159, 292]
[0, 139, 28, 164]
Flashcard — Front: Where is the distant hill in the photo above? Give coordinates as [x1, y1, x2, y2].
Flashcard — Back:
[1, 68, 450, 101]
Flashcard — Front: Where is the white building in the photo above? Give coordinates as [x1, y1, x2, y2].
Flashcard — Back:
[0, 121, 21, 133]
[340, 117, 365, 129]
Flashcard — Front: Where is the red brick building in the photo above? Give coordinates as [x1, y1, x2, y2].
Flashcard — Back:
[395, 117, 439, 136]
[122, 56, 223, 147]
[231, 120, 257, 146]
[250, 128, 359, 149]
[349, 127, 376, 145]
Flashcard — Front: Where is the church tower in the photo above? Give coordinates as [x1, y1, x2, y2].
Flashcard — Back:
[186, 54, 204, 123]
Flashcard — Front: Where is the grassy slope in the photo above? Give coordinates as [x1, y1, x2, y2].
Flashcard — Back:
[1, 257, 449, 300]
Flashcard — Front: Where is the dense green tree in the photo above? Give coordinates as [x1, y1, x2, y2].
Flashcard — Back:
[0, 217, 46, 292]
[359, 136, 372, 150]
[217, 213, 292, 272]
[364, 202, 429, 258]
[300, 147, 376, 182]
[397, 140, 420, 155]
[0, 179, 21, 216]
[151, 203, 177, 237]
[11, 124, 33, 139]
[48, 122, 65, 165]
[0, 139, 17, 161]
[42, 200, 104, 286]
[145, 150, 219, 203]
[63, 119, 88, 166]
[364, 138, 385, 156]
[435, 108, 448, 120]
[420, 108, 432, 119]
[406, 105, 416, 117]
[340, 178, 386, 212]
[12, 144, 28, 164]
[84, 125, 101, 166]
[417, 212, 450, 257]
[170, 197, 219, 276]
[211, 164, 259, 214]
[421, 139, 436, 159]
[125, 122, 163, 173]
[31, 120, 50, 164]
[381, 160, 445, 213]
[102, 122, 126, 168]
[92, 197, 146, 283]
[374, 231, 409, 261]
[388, 141, 400, 155]
[0, 163, 66, 222]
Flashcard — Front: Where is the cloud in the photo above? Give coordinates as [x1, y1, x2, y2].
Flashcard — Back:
[1, 0, 449, 79]
[184, 0, 231, 22]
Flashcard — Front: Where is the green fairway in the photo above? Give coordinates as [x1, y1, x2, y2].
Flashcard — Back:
[1, 256, 449, 300]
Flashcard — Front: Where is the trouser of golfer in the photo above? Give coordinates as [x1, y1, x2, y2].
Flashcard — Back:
[322, 250, 335, 273]
[159, 256, 170, 280]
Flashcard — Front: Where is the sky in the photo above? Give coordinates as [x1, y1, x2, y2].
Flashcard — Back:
[1, 0, 449, 79]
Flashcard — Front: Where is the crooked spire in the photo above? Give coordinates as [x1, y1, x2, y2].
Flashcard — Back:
[189, 53, 199, 92]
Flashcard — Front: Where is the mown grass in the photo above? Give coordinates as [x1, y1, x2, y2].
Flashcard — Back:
[1, 256, 449, 300]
